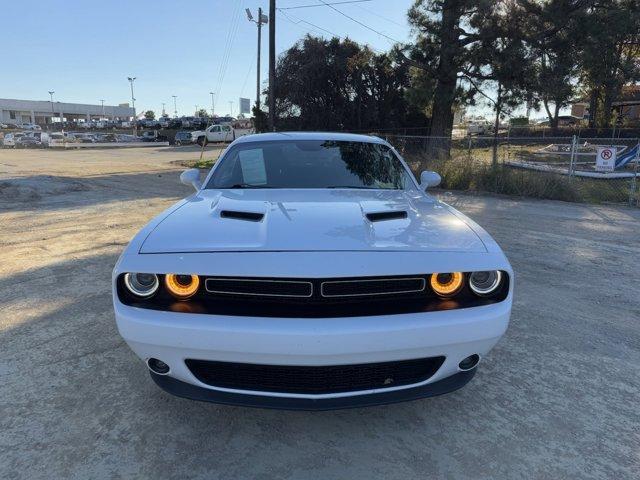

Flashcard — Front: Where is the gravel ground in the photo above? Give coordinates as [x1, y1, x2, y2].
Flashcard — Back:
[1, 146, 639, 479]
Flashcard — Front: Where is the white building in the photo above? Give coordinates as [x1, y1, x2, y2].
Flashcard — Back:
[0, 98, 135, 125]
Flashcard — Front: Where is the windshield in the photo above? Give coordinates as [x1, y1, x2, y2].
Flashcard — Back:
[206, 140, 415, 190]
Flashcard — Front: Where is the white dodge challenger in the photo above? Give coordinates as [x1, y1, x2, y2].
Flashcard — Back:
[113, 132, 513, 410]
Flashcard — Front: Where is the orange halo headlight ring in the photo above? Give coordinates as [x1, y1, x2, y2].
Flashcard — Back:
[430, 272, 464, 297]
[164, 274, 200, 300]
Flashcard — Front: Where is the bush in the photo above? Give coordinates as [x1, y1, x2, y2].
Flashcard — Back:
[405, 153, 634, 204]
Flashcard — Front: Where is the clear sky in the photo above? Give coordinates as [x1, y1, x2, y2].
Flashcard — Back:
[1, 0, 414, 118]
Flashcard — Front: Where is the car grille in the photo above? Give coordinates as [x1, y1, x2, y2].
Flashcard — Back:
[203, 276, 426, 299]
[205, 278, 313, 297]
[185, 357, 445, 394]
[321, 277, 425, 297]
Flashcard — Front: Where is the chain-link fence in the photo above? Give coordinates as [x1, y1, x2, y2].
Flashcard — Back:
[378, 133, 640, 206]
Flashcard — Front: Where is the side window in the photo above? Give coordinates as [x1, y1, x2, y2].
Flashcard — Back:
[212, 126, 220, 132]
[223, 126, 231, 132]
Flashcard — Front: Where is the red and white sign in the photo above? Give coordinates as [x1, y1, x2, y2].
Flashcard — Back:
[596, 147, 616, 172]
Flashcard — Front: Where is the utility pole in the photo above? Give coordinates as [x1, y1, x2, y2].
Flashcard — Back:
[268, 0, 276, 130]
[48, 91, 55, 129]
[246, 8, 268, 112]
[172, 95, 177, 117]
[127, 76, 137, 135]
[195, 105, 199, 117]
[210, 91, 216, 117]
[161, 102, 166, 117]
[100, 99, 105, 119]
[229, 101, 234, 117]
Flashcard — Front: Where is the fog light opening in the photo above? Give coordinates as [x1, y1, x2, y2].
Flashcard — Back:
[147, 358, 170, 375]
[458, 354, 480, 371]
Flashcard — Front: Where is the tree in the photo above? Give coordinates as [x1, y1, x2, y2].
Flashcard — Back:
[144, 110, 155, 120]
[579, 0, 640, 127]
[407, 0, 496, 141]
[196, 109, 209, 119]
[269, 35, 424, 132]
[524, 0, 585, 131]
[463, 1, 532, 164]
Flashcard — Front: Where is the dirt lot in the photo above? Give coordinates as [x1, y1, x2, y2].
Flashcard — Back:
[1, 146, 639, 479]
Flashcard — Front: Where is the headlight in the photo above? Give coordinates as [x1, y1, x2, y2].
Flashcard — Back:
[124, 273, 159, 297]
[165, 274, 200, 299]
[469, 271, 502, 296]
[430, 272, 464, 297]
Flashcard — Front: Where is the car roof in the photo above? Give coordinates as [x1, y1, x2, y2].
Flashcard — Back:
[233, 131, 387, 145]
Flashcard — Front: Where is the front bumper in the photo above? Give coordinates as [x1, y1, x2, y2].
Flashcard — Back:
[115, 299, 510, 407]
[150, 368, 477, 410]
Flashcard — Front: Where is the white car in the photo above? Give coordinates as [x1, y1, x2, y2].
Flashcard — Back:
[20, 123, 42, 131]
[112, 132, 513, 410]
[2, 132, 25, 148]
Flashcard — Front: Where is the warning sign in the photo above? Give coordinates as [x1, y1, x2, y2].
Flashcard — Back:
[596, 147, 616, 172]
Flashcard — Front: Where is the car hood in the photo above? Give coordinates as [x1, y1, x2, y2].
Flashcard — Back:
[139, 189, 487, 254]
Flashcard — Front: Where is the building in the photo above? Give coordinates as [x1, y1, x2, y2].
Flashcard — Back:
[0, 98, 135, 125]
[571, 85, 640, 123]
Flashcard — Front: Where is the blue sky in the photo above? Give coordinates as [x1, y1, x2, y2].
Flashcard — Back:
[1, 0, 413, 117]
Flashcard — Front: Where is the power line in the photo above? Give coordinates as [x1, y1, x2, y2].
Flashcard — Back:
[315, 0, 402, 44]
[278, 8, 385, 54]
[354, 3, 405, 28]
[279, 0, 371, 10]
[278, 8, 342, 38]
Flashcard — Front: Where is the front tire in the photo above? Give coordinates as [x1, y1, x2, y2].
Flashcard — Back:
[197, 136, 207, 147]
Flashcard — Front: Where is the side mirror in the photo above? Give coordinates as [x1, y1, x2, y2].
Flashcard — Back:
[420, 170, 441, 189]
[180, 168, 202, 191]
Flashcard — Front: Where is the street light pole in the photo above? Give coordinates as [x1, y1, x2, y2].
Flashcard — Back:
[229, 101, 234, 117]
[209, 92, 216, 117]
[100, 99, 105, 119]
[162, 102, 166, 117]
[127, 76, 137, 135]
[48, 91, 55, 130]
[172, 95, 177, 117]
[246, 8, 268, 113]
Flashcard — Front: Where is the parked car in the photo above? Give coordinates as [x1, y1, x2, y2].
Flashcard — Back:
[112, 132, 514, 409]
[20, 123, 42, 131]
[140, 131, 168, 142]
[16, 135, 43, 148]
[72, 133, 97, 143]
[94, 133, 118, 142]
[192, 124, 253, 145]
[174, 130, 194, 146]
[2, 133, 25, 148]
[49, 132, 75, 146]
[158, 117, 171, 128]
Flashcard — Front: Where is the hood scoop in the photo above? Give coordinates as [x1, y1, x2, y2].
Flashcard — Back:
[366, 210, 408, 222]
[220, 210, 265, 222]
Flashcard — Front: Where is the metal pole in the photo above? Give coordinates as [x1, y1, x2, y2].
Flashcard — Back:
[128, 77, 136, 135]
[569, 134, 577, 176]
[630, 138, 640, 206]
[172, 95, 177, 117]
[210, 92, 215, 117]
[48, 91, 55, 130]
[100, 99, 105, 119]
[256, 7, 263, 111]
[268, 0, 276, 131]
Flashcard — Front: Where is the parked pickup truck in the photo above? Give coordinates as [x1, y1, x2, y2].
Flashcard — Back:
[191, 124, 253, 146]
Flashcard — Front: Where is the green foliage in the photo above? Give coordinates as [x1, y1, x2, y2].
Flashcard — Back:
[196, 109, 209, 119]
[144, 110, 155, 120]
[267, 36, 427, 131]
